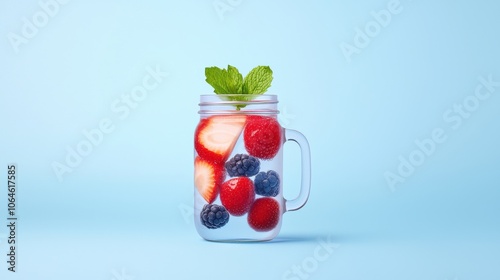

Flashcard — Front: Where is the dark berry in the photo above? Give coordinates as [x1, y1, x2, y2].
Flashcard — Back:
[225, 154, 260, 177]
[254, 170, 280, 197]
[200, 204, 229, 229]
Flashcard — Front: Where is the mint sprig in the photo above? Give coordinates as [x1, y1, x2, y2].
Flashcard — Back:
[205, 65, 243, 94]
[242, 66, 273, 94]
[205, 65, 273, 109]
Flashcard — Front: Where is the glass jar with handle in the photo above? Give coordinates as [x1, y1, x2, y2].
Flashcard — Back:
[194, 94, 311, 242]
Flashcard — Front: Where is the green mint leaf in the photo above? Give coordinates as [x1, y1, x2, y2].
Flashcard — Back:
[242, 66, 273, 94]
[205, 65, 273, 110]
[227, 65, 243, 94]
[205, 65, 242, 94]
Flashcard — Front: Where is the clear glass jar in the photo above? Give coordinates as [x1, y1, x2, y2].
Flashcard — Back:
[194, 94, 311, 242]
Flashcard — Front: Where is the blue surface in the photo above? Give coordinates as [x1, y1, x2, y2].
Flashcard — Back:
[1, 0, 499, 279]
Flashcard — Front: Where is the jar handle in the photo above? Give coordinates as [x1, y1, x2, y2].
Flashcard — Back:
[284, 129, 311, 212]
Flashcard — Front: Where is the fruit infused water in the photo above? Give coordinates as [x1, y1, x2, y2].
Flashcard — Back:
[194, 114, 285, 241]
[195, 65, 311, 242]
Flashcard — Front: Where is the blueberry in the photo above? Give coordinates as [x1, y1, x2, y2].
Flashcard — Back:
[225, 154, 260, 177]
[254, 170, 280, 197]
[201, 204, 229, 229]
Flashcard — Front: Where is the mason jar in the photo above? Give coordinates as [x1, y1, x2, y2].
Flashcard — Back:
[194, 94, 311, 242]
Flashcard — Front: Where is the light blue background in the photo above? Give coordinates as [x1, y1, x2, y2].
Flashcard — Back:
[1, 0, 499, 279]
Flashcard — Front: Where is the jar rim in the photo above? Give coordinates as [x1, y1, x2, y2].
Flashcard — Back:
[199, 94, 278, 106]
[198, 94, 279, 115]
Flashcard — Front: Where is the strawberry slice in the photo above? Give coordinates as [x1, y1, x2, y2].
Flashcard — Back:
[244, 116, 282, 160]
[247, 198, 281, 232]
[195, 115, 247, 163]
[194, 157, 225, 203]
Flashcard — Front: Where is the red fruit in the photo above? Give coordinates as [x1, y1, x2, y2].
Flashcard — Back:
[194, 157, 224, 203]
[195, 115, 247, 163]
[220, 177, 255, 216]
[247, 198, 280, 232]
[244, 116, 282, 160]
